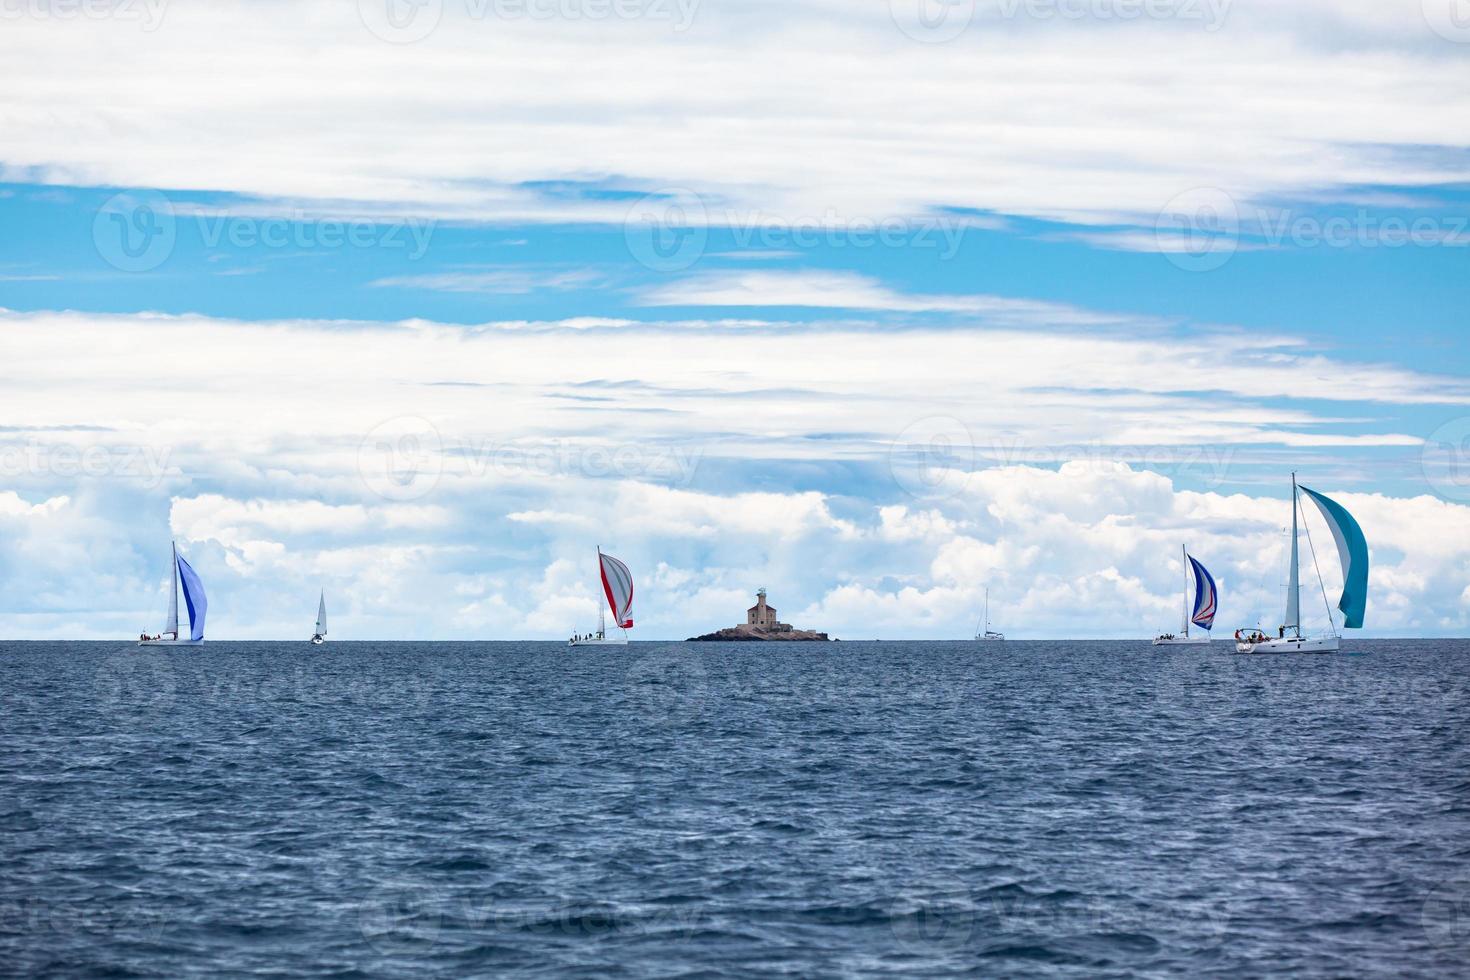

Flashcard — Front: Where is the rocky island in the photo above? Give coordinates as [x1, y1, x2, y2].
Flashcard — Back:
[687, 589, 831, 642]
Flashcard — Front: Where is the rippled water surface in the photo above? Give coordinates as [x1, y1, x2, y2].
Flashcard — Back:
[3, 640, 1468, 977]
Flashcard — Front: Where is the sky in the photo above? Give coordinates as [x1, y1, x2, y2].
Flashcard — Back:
[1, 0, 1468, 639]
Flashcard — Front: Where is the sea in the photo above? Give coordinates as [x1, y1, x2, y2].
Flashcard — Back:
[2, 639, 1467, 977]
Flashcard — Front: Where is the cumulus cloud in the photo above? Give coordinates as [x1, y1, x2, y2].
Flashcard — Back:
[0, 308, 1466, 638]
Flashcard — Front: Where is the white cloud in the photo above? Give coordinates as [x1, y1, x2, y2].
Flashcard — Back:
[1, 1, 1465, 231]
[638, 270, 1142, 326]
[4, 451, 1469, 638]
[0, 308, 1466, 638]
[372, 267, 610, 294]
[0, 306, 1460, 508]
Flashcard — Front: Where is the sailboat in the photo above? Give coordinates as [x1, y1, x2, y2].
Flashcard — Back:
[1153, 546, 1216, 645]
[311, 590, 327, 645]
[1234, 474, 1368, 654]
[975, 586, 1004, 641]
[569, 547, 634, 647]
[138, 541, 207, 646]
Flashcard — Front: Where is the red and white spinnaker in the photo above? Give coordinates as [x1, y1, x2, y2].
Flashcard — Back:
[599, 549, 634, 629]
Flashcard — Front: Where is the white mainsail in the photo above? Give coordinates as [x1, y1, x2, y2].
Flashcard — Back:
[1179, 544, 1190, 636]
[165, 541, 180, 637]
[315, 591, 327, 636]
[1285, 475, 1301, 632]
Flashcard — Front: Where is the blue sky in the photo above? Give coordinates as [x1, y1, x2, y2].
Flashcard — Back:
[1, 0, 1468, 638]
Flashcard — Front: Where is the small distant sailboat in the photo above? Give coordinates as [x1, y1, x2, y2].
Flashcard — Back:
[1235, 474, 1367, 654]
[138, 541, 207, 646]
[975, 586, 1004, 641]
[311, 590, 327, 645]
[1153, 546, 1216, 645]
[569, 547, 634, 647]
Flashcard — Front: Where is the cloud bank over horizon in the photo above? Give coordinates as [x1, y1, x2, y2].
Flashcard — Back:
[1, 306, 1467, 639]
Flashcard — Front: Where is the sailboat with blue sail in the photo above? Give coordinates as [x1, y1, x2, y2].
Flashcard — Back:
[1153, 546, 1216, 645]
[1235, 474, 1367, 654]
[138, 541, 207, 646]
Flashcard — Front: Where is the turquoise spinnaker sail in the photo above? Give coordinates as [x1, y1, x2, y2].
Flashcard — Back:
[1299, 486, 1368, 629]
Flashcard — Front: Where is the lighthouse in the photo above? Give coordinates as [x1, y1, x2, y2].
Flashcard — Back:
[746, 588, 790, 631]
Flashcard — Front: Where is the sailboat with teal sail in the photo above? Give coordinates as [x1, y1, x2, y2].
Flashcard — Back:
[1234, 474, 1367, 654]
[138, 541, 207, 646]
[1153, 546, 1216, 645]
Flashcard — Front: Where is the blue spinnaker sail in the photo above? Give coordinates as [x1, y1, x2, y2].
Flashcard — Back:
[1299, 485, 1368, 629]
[1188, 555, 1217, 630]
[176, 553, 208, 642]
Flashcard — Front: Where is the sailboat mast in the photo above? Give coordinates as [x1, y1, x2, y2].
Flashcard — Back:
[1182, 544, 1190, 637]
[166, 540, 180, 638]
[985, 587, 990, 631]
[1285, 473, 1301, 637]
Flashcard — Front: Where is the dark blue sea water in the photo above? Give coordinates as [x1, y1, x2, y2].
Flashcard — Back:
[2, 640, 1468, 977]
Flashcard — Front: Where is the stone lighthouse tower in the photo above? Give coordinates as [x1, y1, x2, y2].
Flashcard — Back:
[746, 588, 789, 630]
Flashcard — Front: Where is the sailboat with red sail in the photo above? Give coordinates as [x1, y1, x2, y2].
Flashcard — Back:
[569, 547, 634, 647]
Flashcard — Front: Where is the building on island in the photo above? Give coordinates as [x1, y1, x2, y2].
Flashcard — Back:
[746, 588, 792, 633]
[687, 587, 828, 641]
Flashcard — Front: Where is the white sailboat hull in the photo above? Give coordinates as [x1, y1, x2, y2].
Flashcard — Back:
[1234, 634, 1339, 654]
[310, 635, 325, 645]
[976, 632, 1005, 641]
[138, 637, 203, 647]
[1152, 634, 1211, 646]
[569, 636, 628, 647]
